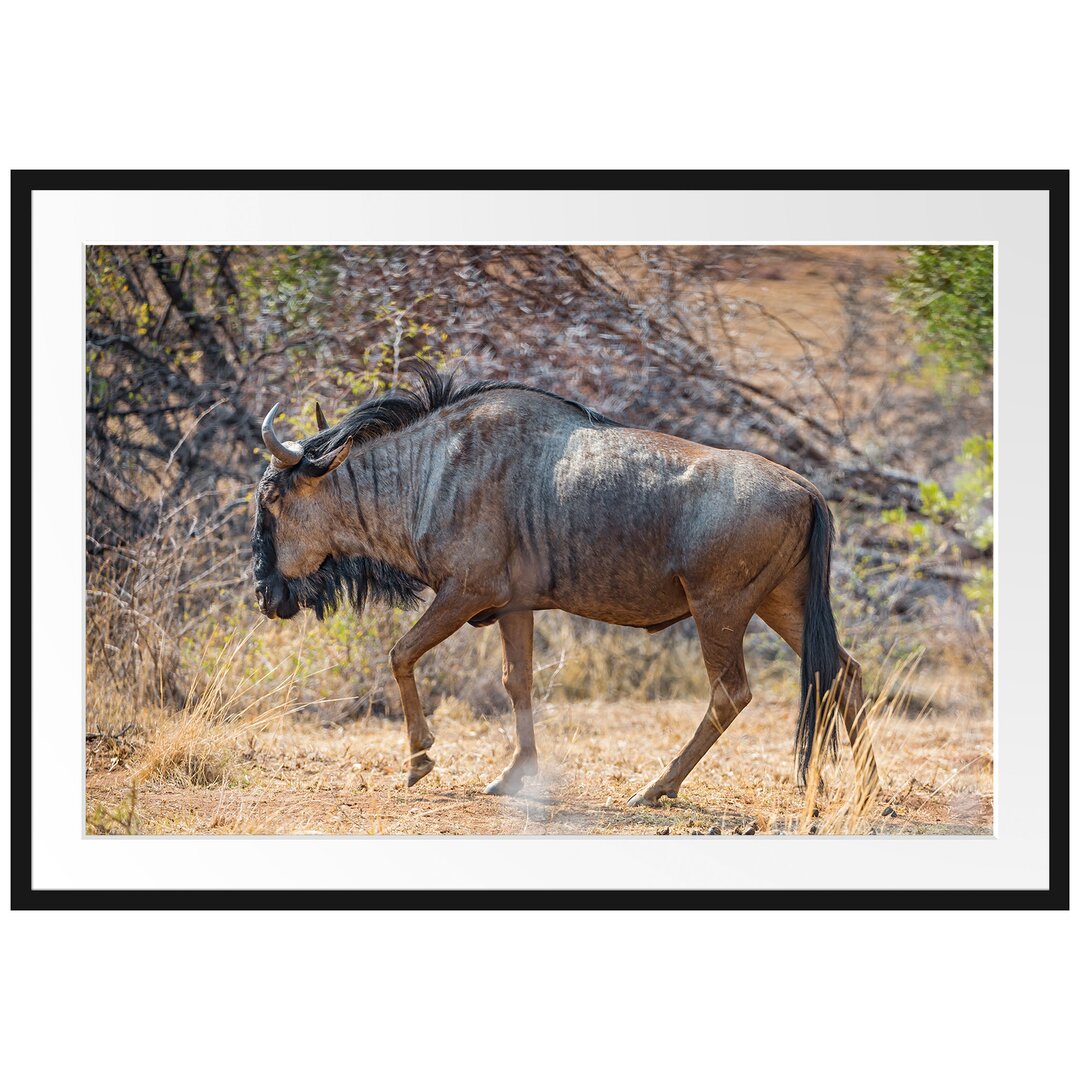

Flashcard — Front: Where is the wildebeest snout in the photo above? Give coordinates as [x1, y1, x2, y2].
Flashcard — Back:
[256, 576, 300, 620]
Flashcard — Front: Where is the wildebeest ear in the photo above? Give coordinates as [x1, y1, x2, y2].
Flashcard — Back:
[307, 437, 353, 479]
[314, 402, 329, 431]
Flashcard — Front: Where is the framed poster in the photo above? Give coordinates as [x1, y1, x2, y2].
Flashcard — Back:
[10, 169, 1067, 908]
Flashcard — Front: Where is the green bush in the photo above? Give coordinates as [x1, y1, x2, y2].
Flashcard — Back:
[890, 245, 993, 375]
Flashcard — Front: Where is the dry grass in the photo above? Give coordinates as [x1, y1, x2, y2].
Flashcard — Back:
[797, 649, 929, 834]
[86, 638, 992, 836]
[87, 620, 347, 828]
[131, 626, 288, 787]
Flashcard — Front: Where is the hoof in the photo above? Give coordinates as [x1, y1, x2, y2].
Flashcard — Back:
[628, 787, 677, 808]
[406, 755, 435, 788]
[484, 775, 524, 796]
[483, 756, 537, 796]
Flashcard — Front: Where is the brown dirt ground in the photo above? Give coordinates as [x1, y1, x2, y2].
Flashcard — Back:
[86, 689, 993, 836]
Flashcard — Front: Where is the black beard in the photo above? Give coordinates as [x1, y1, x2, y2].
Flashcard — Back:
[288, 554, 427, 620]
[252, 501, 425, 620]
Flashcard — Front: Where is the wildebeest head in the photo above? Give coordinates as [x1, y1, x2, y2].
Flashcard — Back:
[252, 401, 427, 621]
[251, 402, 354, 619]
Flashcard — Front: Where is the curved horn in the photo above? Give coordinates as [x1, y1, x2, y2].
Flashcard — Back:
[314, 401, 329, 431]
[261, 403, 303, 467]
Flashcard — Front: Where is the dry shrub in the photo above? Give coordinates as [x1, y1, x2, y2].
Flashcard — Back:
[530, 613, 709, 703]
[87, 543, 186, 708]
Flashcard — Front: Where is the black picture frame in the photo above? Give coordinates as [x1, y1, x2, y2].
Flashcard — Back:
[10, 168, 1068, 911]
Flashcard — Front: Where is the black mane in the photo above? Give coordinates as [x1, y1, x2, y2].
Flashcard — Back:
[301, 360, 618, 459]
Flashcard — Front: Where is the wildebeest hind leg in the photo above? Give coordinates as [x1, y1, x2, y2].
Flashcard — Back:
[484, 611, 538, 796]
[756, 577, 880, 796]
[628, 603, 752, 807]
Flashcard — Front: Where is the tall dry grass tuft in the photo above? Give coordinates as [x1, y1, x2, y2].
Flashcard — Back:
[132, 619, 330, 787]
[797, 648, 929, 834]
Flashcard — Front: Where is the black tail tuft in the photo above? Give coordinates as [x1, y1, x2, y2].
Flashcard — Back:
[795, 495, 842, 786]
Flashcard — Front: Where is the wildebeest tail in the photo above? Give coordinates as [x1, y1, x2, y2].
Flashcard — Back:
[795, 494, 842, 786]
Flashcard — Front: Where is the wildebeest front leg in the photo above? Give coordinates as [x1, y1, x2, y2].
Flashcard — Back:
[485, 611, 537, 796]
[389, 587, 485, 788]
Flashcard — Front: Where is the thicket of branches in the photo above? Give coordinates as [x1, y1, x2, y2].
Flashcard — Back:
[86, 244, 993, 708]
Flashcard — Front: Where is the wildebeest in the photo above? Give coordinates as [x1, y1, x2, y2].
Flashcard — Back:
[252, 362, 879, 805]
